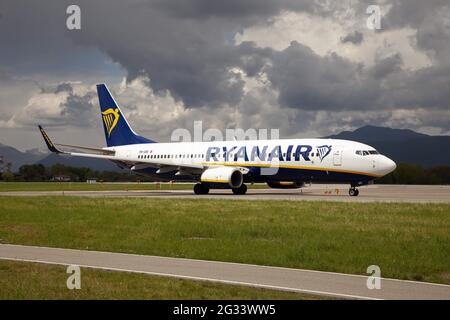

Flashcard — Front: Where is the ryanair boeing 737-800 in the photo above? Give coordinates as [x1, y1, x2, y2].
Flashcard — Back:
[38, 84, 396, 196]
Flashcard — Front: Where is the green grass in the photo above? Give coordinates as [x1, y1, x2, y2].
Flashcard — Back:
[0, 182, 269, 192]
[0, 197, 449, 284]
[0, 260, 319, 299]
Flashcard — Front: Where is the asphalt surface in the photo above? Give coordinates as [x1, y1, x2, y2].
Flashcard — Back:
[1, 185, 450, 203]
[1, 244, 449, 299]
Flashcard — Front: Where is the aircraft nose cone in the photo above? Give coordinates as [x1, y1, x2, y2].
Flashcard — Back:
[387, 158, 397, 172]
[381, 157, 396, 175]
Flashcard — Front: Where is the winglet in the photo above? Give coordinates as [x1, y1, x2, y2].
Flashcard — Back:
[38, 125, 63, 153]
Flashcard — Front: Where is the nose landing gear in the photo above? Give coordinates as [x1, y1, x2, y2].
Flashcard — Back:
[349, 187, 359, 196]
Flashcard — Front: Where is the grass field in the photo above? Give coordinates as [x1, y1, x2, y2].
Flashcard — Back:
[0, 197, 449, 285]
[0, 182, 269, 192]
[0, 260, 319, 299]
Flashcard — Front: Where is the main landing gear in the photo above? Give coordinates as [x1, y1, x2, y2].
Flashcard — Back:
[232, 184, 247, 195]
[193, 183, 210, 195]
[349, 187, 359, 197]
[193, 183, 248, 195]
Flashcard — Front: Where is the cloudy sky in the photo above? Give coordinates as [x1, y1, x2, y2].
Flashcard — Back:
[1, 0, 450, 151]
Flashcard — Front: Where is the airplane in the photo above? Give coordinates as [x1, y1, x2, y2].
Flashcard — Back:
[38, 84, 397, 196]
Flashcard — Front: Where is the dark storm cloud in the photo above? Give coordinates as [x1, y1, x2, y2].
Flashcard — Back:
[267, 41, 379, 110]
[62, 0, 295, 108]
[0, 0, 450, 137]
[153, 0, 315, 19]
[54, 83, 74, 94]
[369, 54, 403, 79]
[267, 41, 450, 112]
[61, 90, 97, 127]
[340, 31, 364, 45]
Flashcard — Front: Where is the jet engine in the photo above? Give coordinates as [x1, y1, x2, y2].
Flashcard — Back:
[200, 167, 243, 188]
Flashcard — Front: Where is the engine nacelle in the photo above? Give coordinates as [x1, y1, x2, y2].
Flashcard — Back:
[200, 167, 243, 188]
[267, 181, 305, 189]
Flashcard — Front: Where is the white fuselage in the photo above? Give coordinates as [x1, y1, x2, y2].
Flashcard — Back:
[102, 138, 396, 185]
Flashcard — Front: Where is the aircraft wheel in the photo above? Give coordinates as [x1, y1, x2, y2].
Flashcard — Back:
[194, 183, 209, 195]
[232, 184, 247, 195]
[349, 188, 359, 196]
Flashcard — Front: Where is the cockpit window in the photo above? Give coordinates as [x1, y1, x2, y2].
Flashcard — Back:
[356, 150, 380, 156]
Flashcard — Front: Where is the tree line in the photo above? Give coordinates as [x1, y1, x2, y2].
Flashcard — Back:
[0, 164, 150, 182]
[376, 163, 450, 185]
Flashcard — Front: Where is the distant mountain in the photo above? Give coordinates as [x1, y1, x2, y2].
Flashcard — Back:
[0, 144, 47, 172]
[326, 125, 450, 167]
[37, 154, 124, 172]
[327, 125, 428, 142]
[0, 144, 123, 172]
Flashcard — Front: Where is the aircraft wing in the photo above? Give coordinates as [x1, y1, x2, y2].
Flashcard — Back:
[55, 143, 115, 155]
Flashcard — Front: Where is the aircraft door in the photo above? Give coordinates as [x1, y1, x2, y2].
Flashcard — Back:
[333, 150, 342, 166]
